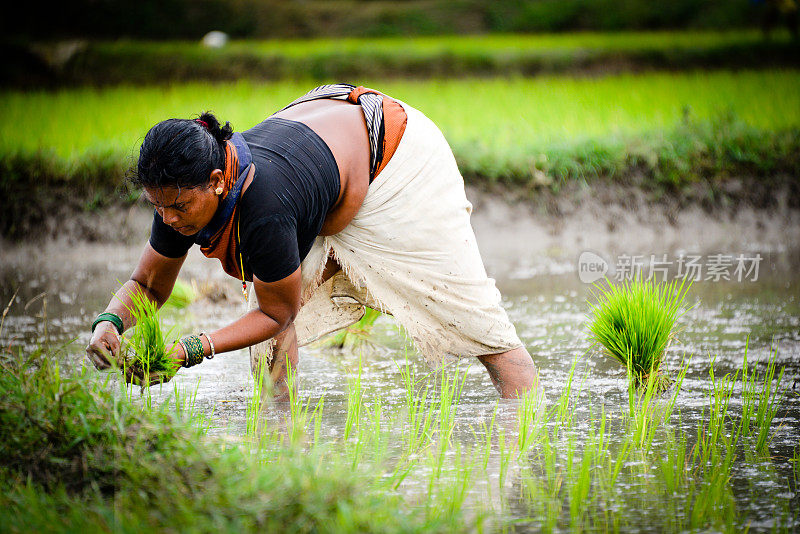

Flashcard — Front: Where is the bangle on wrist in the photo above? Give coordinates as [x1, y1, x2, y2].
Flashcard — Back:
[200, 332, 215, 359]
[180, 334, 205, 368]
[92, 312, 124, 335]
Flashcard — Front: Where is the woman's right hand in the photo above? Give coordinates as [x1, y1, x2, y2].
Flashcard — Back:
[86, 321, 121, 370]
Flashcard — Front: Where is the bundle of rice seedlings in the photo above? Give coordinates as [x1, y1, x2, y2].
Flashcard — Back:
[123, 288, 181, 382]
[588, 276, 693, 390]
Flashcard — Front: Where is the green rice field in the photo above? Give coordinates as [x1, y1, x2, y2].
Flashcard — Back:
[3, 69, 799, 168]
[4, 68, 798, 238]
[3, 68, 799, 239]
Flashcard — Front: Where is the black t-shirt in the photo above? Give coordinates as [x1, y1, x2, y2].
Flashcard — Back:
[149, 118, 341, 282]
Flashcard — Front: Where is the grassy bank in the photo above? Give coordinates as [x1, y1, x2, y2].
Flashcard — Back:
[14, 31, 799, 87]
[2, 71, 799, 238]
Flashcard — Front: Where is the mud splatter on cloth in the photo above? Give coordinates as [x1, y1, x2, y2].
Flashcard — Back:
[250, 101, 522, 374]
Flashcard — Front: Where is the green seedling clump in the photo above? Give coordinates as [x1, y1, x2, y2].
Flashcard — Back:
[123, 288, 180, 380]
[588, 276, 692, 390]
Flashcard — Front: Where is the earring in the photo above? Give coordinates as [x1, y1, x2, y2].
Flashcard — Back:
[215, 187, 223, 195]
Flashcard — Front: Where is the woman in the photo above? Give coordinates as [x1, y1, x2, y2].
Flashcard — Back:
[86, 84, 540, 399]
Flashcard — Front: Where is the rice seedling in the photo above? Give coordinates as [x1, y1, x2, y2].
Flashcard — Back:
[687, 445, 738, 532]
[3, 340, 478, 533]
[736, 339, 759, 442]
[343, 354, 364, 442]
[517, 382, 547, 458]
[692, 357, 737, 468]
[425, 366, 468, 489]
[517, 467, 553, 532]
[398, 357, 436, 455]
[752, 346, 785, 453]
[552, 355, 579, 427]
[472, 404, 497, 471]
[122, 287, 181, 384]
[3, 272, 796, 534]
[565, 427, 597, 529]
[657, 428, 690, 497]
[625, 362, 663, 450]
[363, 394, 387, 463]
[286, 365, 323, 448]
[428, 443, 477, 526]
[170, 379, 211, 432]
[496, 428, 513, 497]
[245, 350, 270, 439]
[537, 429, 564, 524]
[436, 366, 465, 449]
[588, 276, 693, 390]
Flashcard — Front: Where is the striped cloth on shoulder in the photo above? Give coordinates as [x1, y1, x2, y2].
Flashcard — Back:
[279, 83, 406, 181]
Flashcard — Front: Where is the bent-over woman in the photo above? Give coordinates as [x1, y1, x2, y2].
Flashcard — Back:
[86, 84, 540, 399]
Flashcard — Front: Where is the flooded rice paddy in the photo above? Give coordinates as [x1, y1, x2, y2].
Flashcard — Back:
[1, 237, 798, 532]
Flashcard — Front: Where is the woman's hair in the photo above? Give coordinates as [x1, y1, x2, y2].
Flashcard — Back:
[131, 111, 233, 189]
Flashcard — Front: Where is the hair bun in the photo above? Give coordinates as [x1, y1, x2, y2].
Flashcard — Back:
[197, 111, 233, 145]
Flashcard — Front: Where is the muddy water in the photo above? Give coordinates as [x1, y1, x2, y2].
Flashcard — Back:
[1, 235, 798, 530]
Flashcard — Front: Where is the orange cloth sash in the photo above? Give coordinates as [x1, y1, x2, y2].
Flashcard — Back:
[198, 140, 253, 282]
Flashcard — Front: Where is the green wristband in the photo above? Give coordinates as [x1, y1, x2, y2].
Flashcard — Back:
[180, 335, 205, 368]
[92, 312, 124, 335]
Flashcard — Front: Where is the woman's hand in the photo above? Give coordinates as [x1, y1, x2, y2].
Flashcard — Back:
[124, 342, 186, 388]
[86, 321, 121, 370]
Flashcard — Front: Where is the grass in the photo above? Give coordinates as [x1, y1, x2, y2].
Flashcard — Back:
[19, 30, 799, 85]
[2, 71, 800, 238]
[588, 276, 693, 388]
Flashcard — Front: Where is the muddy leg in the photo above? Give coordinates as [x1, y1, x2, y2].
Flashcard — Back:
[477, 346, 542, 399]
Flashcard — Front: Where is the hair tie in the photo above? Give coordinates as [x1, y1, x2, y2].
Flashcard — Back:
[195, 119, 209, 129]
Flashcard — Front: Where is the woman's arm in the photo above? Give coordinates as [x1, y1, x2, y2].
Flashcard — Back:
[86, 242, 186, 370]
[194, 267, 302, 357]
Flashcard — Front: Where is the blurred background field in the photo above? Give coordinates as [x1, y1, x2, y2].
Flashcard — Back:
[3, 68, 798, 237]
[6, 71, 799, 159]
[12, 30, 798, 86]
[5, 0, 793, 40]
[3, 0, 798, 234]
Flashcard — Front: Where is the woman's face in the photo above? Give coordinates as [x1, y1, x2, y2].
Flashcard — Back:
[144, 170, 224, 236]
